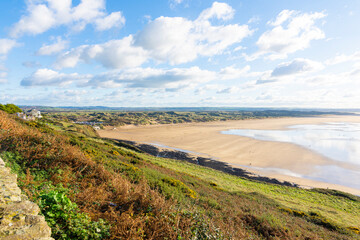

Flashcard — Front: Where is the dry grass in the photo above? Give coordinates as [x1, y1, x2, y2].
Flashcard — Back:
[0, 111, 212, 239]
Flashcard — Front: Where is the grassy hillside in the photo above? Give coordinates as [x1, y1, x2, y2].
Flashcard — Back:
[0, 110, 359, 239]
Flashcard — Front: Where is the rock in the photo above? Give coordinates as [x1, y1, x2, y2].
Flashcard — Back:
[0, 156, 54, 240]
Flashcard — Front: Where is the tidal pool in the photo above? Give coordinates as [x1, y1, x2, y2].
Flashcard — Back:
[222, 122, 360, 189]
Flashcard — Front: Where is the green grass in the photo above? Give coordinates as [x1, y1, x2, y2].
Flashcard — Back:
[144, 153, 360, 229]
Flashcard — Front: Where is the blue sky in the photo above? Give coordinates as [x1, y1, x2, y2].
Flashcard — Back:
[0, 0, 360, 108]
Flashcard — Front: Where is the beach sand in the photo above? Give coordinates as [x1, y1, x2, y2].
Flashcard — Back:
[98, 115, 360, 195]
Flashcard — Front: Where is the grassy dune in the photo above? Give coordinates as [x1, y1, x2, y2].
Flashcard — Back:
[0, 110, 359, 239]
[44, 109, 345, 126]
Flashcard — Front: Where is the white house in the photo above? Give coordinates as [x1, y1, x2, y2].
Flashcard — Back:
[17, 109, 43, 121]
[16, 112, 27, 120]
[28, 109, 42, 119]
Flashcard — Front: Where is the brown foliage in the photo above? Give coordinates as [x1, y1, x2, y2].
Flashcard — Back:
[0, 111, 198, 239]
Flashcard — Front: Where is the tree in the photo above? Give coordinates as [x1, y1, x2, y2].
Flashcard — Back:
[0, 103, 22, 114]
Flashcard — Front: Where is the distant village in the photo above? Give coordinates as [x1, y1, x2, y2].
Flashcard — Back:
[16, 109, 42, 121]
[16, 109, 103, 130]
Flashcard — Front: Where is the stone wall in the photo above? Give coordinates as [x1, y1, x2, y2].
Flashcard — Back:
[0, 157, 54, 240]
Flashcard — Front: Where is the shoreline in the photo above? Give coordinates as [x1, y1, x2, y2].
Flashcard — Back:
[98, 115, 360, 195]
[111, 138, 299, 187]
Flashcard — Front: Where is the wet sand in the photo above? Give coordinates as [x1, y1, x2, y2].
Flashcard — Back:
[98, 115, 360, 195]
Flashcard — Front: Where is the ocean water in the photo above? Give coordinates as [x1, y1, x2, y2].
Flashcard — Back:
[221, 122, 360, 189]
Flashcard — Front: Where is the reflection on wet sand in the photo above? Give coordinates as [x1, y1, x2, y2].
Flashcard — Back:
[222, 122, 360, 189]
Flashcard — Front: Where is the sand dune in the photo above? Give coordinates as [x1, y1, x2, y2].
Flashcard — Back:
[98, 115, 360, 195]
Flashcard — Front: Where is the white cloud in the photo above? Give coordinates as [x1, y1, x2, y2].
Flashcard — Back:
[0, 39, 18, 84]
[0, 39, 17, 55]
[10, 3, 56, 37]
[248, 16, 260, 24]
[72, 0, 105, 22]
[325, 51, 360, 65]
[256, 93, 273, 101]
[219, 65, 264, 80]
[83, 66, 215, 89]
[249, 10, 326, 60]
[21, 68, 90, 86]
[36, 37, 69, 55]
[95, 11, 125, 31]
[135, 17, 196, 64]
[10, 0, 125, 37]
[197, 2, 234, 21]
[55, 36, 148, 69]
[56, 2, 252, 69]
[271, 58, 323, 77]
[21, 66, 216, 89]
[136, 2, 251, 65]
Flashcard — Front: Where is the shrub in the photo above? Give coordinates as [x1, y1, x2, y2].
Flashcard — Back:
[161, 176, 197, 199]
[38, 190, 110, 240]
[0, 103, 22, 114]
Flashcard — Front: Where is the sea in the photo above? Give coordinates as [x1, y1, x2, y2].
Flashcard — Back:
[221, 122, 360, 190]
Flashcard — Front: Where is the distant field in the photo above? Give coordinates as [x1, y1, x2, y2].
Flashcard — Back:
[40, 109, 354, 127]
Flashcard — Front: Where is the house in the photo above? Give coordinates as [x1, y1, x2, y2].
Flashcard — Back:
[16, 109, 43, 121]
[16, 112, 27, 120]
[27, 109, 42, 119]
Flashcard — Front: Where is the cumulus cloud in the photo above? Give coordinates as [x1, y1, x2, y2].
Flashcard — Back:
[0, 39, 17, 56]
[55, 2, 252, 69]
[197, 2, 234, 21]
[55, 36, 148, 69]
[21, 66, 216, 89]
[136, 2, 251, 65]
[21, 68, 90, 86]
[94, 11, 125, 31]
[10, 0, 125, 37]
[248, 10, 326, 60]
[36, 37, 69, 55]
[83, 67, 215, 88]
[271, 58, 323, 77]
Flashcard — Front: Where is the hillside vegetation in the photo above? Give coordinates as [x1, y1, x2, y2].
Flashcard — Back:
[0, 110, 360, 239]
[0, 103, 22, 114]
[44, 109, 346, 127]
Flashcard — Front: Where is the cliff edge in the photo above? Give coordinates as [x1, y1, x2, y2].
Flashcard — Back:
[0, 157, 54, 240]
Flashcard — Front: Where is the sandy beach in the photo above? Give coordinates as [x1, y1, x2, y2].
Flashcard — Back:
[98, 115, 360, 195]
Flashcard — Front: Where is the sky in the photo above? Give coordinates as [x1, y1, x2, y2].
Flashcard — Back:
[0, 0, 360, 108]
